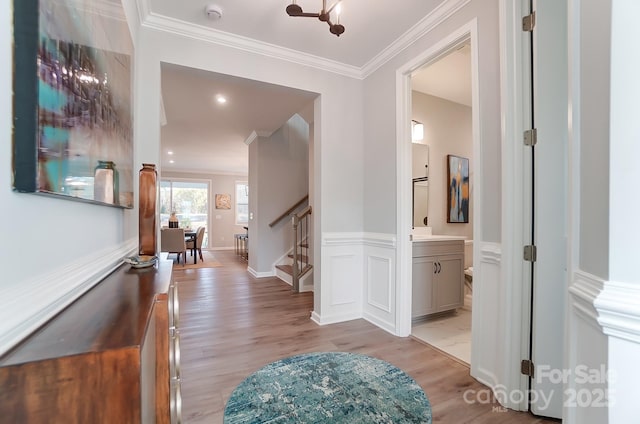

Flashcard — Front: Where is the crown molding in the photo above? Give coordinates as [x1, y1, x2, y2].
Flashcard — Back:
[244, 130, 273, 146]
[135, 0, 470, 80]
[135, 0, 151, 25]
[140, 11, 362, 79]
[361, 0, 472, 78]
[244, 131, 259, 146]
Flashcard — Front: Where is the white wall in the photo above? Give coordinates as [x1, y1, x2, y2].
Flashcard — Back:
[578, 0, 610, 278]
[249, 114, 309, 273]
[600, 1, 640, 422]
[0, 0, 145, 355]
[135, 26, 364, 321]
[363, 1, 501, 243]
[412, 91, 473, 238]
[360, 0, 500, 369]
[0, 0, 364, 351]
[160, 171, 248, 249]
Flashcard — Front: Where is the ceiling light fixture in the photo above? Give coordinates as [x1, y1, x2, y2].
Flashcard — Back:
[286, 0, 345, 37]
[216, 95, 227, 104]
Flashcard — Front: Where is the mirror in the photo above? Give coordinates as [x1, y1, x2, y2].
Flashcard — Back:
[412, 143, 429, 228]
[413, 177, 429, 227]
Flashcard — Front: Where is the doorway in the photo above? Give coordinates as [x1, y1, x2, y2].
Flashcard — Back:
[408, 42, 474, 364]
[395, 20, 482, 368]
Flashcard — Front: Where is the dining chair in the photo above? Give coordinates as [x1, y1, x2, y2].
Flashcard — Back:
[186, 226, 205, 262]
[160, 228, 186, 265]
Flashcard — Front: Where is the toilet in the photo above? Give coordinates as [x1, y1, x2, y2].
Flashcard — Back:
[463, 240, 473, 309]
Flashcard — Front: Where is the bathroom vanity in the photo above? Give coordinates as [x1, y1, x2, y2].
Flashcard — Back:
[412, 236, 465, 318]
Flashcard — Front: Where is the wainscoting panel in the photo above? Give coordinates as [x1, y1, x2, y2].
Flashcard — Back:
[315, 233, 364, 325]
[0, 239, 137, 356]
[362, 234, 396, 334]
[566, 270, 608, 424]
[470, 242, 502, 391]
[329, 254, 360, 306]
[366, 256, 392, 313]
[594, 277, 640, 423]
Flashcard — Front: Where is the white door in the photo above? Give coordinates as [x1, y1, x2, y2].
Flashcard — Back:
[528, 0, 568, 418]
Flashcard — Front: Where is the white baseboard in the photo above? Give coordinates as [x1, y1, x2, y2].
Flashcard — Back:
[248, 267, 274, 278]
[311, 310, 361, 326]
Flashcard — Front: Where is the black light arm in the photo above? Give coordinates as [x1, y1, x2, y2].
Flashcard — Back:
[286, 1, 345, 37]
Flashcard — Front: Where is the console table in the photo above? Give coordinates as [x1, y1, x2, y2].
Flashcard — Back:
[0, 257, 179, 423]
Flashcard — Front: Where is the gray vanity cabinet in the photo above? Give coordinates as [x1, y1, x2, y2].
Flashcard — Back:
[412, 239, 464, 318]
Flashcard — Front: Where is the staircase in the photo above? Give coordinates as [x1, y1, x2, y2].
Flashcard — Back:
[273, 205, 313, 292]
[275, 242, 313, 292]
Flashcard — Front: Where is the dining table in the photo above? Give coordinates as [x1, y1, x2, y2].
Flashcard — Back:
[184, 229, 198, 264]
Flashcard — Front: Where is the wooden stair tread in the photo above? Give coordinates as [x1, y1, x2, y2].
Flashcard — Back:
[287, 253, 309, 262]
[276, 264, 293, 275]
[276, 264, 313, 278]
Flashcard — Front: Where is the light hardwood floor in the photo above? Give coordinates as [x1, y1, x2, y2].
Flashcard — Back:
[173, 250, 559, 423]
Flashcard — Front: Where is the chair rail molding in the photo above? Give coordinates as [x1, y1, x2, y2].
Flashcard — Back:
[569, 270, 605, 327]
[566, 269, 608, 424]
[0, 238, 138, 356]
[595, 280, 640, 344]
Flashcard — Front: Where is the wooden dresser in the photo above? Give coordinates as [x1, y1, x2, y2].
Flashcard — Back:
[0, 257, 178, 423]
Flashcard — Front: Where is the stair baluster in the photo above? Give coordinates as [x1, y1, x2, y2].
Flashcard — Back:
[291, 205, 312, 292]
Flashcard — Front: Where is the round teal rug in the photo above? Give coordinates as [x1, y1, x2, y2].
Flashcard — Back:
[223, 351, 432, 423]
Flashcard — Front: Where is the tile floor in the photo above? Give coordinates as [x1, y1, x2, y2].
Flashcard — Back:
[411, 308, 472, 365]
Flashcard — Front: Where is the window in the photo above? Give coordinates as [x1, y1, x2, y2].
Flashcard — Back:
[160, 179, 210, 247]
[235, 181, 248, 225]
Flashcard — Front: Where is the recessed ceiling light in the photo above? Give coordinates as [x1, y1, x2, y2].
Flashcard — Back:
[167, 151, 174, 155]
[169, 160, 175, 164]
[216, 95, 227, 104]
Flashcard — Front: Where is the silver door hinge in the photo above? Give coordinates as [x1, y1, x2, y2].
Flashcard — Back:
[524, 128, 537, 146]
[522, 12, 536, 32]
[524, 245, 537, 262]
[521, 359, 535, 377]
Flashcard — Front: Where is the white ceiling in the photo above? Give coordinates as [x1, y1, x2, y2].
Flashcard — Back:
[412, 44, 472, 107]
[161, 63, 317, 174]
[148, 0, 445, 68]
[149, 0, 468, 174]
